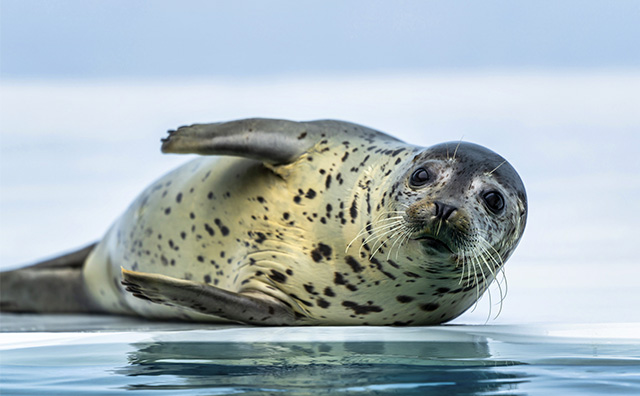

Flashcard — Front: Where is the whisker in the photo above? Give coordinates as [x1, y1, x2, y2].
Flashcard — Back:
[475, 253, 492, 324]
[477, 235, 508, 310]
[359, 221, 403, 244]
[458, 254, 466, 285]
[359, 231, 400, 257]
[468, 256, 481, 313]
[346, 217, 404, 253]
[367, 225, 404, 259]
[435, 219, 443, 237]
[486, 160, 507, 176]
[452, 137, 463, 161]
[387, 226, 408, 260]
[391, 227, 414, 261]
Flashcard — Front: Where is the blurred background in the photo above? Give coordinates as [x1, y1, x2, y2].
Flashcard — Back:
[1, 0, 639, 324]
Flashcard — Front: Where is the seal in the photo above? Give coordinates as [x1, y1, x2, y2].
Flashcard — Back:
[0, 118, 527, 325]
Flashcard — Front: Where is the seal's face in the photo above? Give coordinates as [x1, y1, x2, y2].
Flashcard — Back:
[395, 142, 527, 278]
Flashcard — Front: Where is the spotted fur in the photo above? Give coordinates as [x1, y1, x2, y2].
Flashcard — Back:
[78, 118, 527, 325]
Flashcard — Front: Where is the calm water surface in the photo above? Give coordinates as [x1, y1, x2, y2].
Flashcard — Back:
[1, 315, 638, 395]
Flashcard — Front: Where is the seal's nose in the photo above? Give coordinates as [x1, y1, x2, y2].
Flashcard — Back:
[433, 202, 457, 221]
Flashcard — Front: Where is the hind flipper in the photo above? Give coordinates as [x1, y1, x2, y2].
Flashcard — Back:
[0, 244, 103, 313]
[121, 268, 302, 325]
[23, 243, 97, 270]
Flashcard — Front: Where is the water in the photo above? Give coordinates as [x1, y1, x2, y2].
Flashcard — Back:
[1, 315, 638, 395]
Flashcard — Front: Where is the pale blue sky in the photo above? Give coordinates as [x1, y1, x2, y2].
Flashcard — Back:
[1, 0, 639, 79]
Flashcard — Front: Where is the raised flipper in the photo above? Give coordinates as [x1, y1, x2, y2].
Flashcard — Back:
[0, 243, 103, 313]
[161, 118, 399, 164]
[121, 268, 303, 325]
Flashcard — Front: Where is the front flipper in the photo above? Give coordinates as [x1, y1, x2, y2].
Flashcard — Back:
[121, 268, 302, 325]
[161, 118, 321, 164]
[161, 118, 399, 165]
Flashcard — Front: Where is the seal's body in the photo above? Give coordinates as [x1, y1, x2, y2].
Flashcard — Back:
[1, 118, 527, 325]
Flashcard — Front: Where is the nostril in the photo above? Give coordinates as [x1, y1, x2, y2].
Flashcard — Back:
[434, 202, 457, 221]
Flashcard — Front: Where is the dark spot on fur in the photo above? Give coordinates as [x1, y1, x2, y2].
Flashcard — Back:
[370, 257, 396, 280]
[387, 260, 400, 269]
[317, 298, 330, 308]
[214, 219, 230, 236]
[420, 303, 440, 312]
[306, 189, 316, 199]
[164, 207, 171, 215]
[333, 272, 358, 291]
[324, 287, 335, 297]
[253, 232, 267, 244]
[204, 275, 211, 283]
[349, 200, 358, 220]
[311, 243, 332, 262]
[204, 223, 215, 236]
[396, 295, 414, 303]
[269, 270, 287, 283]
[345, 256, 363, 273]
[342, 301, 383, 315]
[176, 193, 183, 203]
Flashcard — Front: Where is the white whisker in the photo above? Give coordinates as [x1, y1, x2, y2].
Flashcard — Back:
[452, 137, 463, 161]
[486, 160, 507, 176]
[346, 216, 405, 253]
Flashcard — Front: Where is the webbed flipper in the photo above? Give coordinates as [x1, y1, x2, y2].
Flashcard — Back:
[0, 243, 102, 313]
[161, 118, 400, 164]
[121, 268, 302, 325]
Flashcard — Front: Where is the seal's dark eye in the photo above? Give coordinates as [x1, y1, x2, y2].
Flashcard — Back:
[410, 168, 430, 187]
[483, 191, 505, 213]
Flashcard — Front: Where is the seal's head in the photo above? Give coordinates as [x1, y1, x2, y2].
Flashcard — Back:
[393, 142, 527, 276]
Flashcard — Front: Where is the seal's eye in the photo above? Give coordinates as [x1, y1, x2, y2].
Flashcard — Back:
[410, 168, 430, 187]
[483, 191, 505, 213]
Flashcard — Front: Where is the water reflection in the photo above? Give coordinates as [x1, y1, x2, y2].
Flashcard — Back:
[117, 341, 527, 394]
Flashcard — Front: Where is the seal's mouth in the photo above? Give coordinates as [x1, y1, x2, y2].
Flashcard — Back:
[414, 235, 454, 254]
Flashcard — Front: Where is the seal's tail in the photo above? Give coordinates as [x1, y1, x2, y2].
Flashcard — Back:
[0, 243, 102, 313]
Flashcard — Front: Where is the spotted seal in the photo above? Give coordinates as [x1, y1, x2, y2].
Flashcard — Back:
[0, 118, 527, 325]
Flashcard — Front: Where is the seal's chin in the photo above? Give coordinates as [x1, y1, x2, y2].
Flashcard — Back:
[414, 235, 454, 254]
